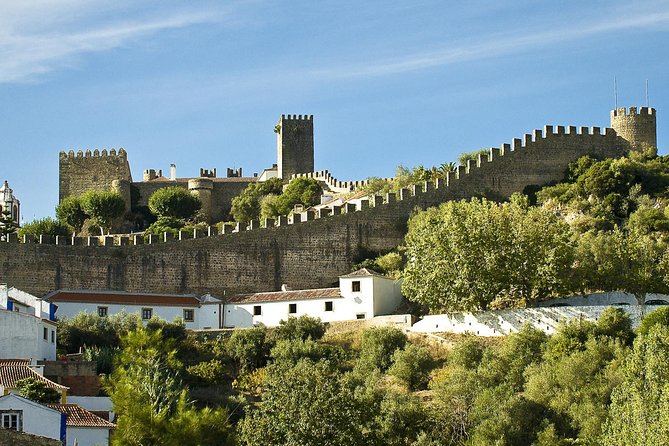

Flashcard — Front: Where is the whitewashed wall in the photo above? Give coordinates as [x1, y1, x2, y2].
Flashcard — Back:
[0, 394, 63, 442]
[55, 302, 202, 329]
[0, 310, 56, 361]
[411, 305, 666, 336]
[67, 426, 110, 446]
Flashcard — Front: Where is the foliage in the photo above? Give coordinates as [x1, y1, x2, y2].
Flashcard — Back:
[230, 177, 284, 222]
[402, 198, 576, 311]
[227, 326, 269, 373]
[55, 196, 87, 233]
[270, 338, 344, 366]
[457, 149, 489, 166]
[83, 345, 120, 375]
[388, 344, 433, 390]
[353, 251, 404, 278]
[186, 359, 226, 385]
[15, 377, 61, 404]
[637, 306, 669, 336]
[269, 177, 322, 217]
[356, 326, 407, 373]
[57, 311, 141, 354]
[0, 208, 18, 240]
[603, 325, 669, 445]
[18, 217, 70, 239]
[274, 315, 326, 341]
[239, 360, 368, 446]
[148, 186, 201, 220]
[80, 190, 126, 234]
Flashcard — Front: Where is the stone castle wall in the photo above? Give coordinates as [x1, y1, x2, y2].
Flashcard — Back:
[58, 149, 132, 202]
[2, 124, 627, 297]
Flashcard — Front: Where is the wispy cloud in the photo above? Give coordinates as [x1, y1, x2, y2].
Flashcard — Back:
[309, 7, 669, 80]
[0, 3, 227, 83]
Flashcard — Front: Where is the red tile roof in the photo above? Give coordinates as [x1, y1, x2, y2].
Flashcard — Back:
[0, 359, 31, 366]
[228, 287, 341, 304]
[46, 404, 116, 428]
[0, 365, 68, 391]
[45, 290, 201, 307]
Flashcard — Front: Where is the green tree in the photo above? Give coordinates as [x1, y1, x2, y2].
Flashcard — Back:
[81, 190, 126, 235]
[18, 217, 70, 239]
[269, 177, 322, 217]
[15, 378, 61, 403]
[239, 360, 367, 446]
[55, 196, 87, 234]
[402, 198, 576, 312]
[603, 325, 669, 445]
[274, 315, 326, 341]
[57, 311, 141, 354]
[388, 344, 433, 391]
[457, 149, 489, 166]
[637, 306, 669, 336]
[227, 326, 269, 374]
[231, 177, 284, 222]
[356, 327, 407, 373]
[148, 186, 201, 220]
[0, 208, 18, 240]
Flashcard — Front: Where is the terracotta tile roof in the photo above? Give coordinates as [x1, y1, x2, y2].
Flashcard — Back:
[0, 359, 31, 366]
[46, 404, 116, 428]
[45, 290, 201, 307]
[228, 287, 341, 304]
[340, 268, 385, 278]
[0, 365, 68, 391]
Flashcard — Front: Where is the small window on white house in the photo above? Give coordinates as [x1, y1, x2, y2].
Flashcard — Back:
[183, 309, 194, 322]
[51, 330, 55, 344]
[142, 308, 153, 320]
[289, 303, 297, 314]
[356, 313, 366, 320]
[325, 301, 333, 311]
[43, 327, 48, 340]
[253, 305, 262, 316]
[352, 281, 361, 292]
[1, 411, 21, 431]
[98, 306, 108, 317]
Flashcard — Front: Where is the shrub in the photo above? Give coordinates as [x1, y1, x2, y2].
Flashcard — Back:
[637, 306, 669, 336]
[388, 344, 433, 390]
[18, 217, 70, 239]
[356, 327, 407, 372]
[227, 326, 269, 373]
[274, 315, 326, 341]
[148, 186, 201, 220]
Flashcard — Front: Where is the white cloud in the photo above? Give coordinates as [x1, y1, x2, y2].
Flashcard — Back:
[0, 3, 227, 83]
[309, 6, 669, 80]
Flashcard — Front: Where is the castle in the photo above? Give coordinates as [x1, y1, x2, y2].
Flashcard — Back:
[58, 114, 316, 223]
[0, 106, 658, 298]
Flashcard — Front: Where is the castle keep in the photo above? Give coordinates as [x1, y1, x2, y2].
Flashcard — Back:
[58, 114, 316, 223]
[1, 107, 658, 297]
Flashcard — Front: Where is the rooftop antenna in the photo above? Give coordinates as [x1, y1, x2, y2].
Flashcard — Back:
[645, 79, 649, 107]
[614, 76, 618, 109]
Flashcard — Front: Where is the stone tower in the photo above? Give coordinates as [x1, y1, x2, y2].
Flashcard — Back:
[610, 107, 657, 152]
[59, 148, 133, 202]
[277, 114, 314, 180]
[0, 180, 20, 226]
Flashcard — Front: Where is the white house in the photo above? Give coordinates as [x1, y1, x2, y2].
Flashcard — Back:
[46, 403, 115, 446]
[0, 284, 57, 361]
[0, 393, 65, 444]
[44, 290, 223, 330]
[224, 268, 404, 328]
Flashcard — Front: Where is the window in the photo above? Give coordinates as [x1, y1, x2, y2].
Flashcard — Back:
[43, 327, 48, 340]
[324, 301, 333, 311]
[142, 308, 153, 320]
[51, 330, 55, 344]
[1, 412, 21, 431]
[253, 305, 262, 316]
[289, 303, 297, 314]
[356, 313, 366, 320]
[98, 306, 108, 317]
[183, 309, 194, 322]
[352, 281, 361, 292]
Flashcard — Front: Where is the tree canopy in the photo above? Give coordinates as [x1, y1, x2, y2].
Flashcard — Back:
[148, 186, 201, 220]
[81, 190, 126, 235]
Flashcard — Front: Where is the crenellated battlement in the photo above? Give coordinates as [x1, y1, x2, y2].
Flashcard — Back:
[281, 114, 313, 121]
[59, 148, 127, 159]
[290, 170, 393, 193]
[611, 106, 656, 117]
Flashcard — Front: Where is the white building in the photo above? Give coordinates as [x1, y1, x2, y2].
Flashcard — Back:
[0, 393, 65, 443]
[0, 180, 20, 231]
[0, 285, 57, 361]
[45, 290, 223, 330]
[224, 268, 404, 328]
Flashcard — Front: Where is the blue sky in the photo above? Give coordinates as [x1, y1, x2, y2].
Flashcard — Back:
[1, 0, 668, 221]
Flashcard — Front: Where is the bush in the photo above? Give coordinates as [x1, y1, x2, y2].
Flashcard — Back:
[638, 306, 669, 336]
[18, 217, 70, 239]
[187, 359, 226, 385]
[148, 186, 201, 220]
[274, 315, 326, 341]
[356, 327, 407, 372]
[270, 338, 344, 365]
[144, 216, 185, 240]
[15, 378, 61, 403]
[388, 344, 433, 390]
[227, 326, 269, 373]
[448, 337, 485, 369]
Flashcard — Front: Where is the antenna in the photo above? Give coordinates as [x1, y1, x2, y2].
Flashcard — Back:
[646, 79, 649, 107]
[613, 76, 618, 109]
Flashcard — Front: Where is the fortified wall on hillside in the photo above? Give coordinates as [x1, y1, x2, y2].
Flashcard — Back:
[1, 107, 658, 297]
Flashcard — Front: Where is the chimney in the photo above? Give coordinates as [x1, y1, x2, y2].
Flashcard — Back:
[170, 164, 176, 181]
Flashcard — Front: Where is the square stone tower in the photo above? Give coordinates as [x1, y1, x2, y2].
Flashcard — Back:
[277, 114, 314, 180]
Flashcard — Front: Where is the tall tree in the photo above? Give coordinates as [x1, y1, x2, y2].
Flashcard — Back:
[81, 190, 126, 235]
[148, 186, 201, 220]
[55, 196, 87, 234]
